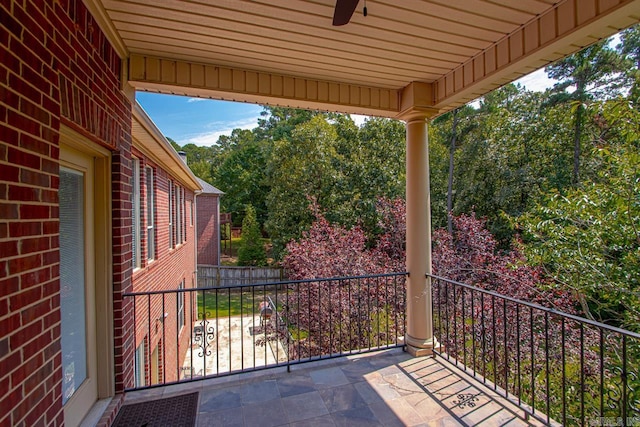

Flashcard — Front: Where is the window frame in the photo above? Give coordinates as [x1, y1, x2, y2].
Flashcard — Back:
[168, 180, 174, 249]
[134, 340, 146, 388]
[132, 157, 141, 270]
[145, 166, 155, 262]
[177, 280, 185, 331]
[176, 183, 182, 245]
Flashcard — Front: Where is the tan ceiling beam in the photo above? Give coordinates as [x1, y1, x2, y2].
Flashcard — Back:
[433, 0, 640, 111]
[128, 54, 401, 117]
[397, 82, 439, 121]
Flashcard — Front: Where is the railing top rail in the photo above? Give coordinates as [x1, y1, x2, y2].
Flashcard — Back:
[197, 265, 284, 270]
[428, 273, 640, 339]
[124, 271, 408, 298]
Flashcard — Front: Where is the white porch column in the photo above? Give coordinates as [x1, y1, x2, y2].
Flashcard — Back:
[403, 111, 437, 357]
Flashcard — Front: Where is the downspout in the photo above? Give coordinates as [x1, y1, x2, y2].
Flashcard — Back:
[216, 196, 221, 266]
[194, 189, 202, 287]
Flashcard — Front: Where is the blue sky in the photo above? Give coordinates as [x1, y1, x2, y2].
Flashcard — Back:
[136, 69, 556, 148]
[136, 93, 264, 147]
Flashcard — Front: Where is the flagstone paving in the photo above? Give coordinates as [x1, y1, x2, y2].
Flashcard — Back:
[124, 348, 548, 426]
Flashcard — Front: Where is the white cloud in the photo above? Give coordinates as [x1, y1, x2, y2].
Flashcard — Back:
[182, 117, 260, 146]
[187, 97, 208, 103]
[515, 68, 557, 92]
[350, 114, 369, 126]
[469, 68, 558, 107]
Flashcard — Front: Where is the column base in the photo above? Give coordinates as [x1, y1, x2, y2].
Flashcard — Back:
[405, 335, 441, 357]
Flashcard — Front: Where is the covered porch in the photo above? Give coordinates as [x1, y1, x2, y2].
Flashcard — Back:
[94, 1, 640, 425]
[3, 1, 640, 426]
[87, 0, 640, 361]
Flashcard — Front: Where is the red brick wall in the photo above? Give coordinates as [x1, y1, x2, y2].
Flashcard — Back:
[1, 1, 132, 425]
[131, 150, 197, 384]
[197, 194, 221, 265]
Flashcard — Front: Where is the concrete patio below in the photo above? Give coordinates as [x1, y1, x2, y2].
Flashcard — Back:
[122, 348, 546, 426]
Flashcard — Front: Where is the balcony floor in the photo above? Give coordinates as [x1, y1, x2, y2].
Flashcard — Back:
[123, 348, 544, 426]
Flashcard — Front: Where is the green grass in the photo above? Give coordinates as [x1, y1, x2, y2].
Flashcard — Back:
[197, 290, 265, 318]
[220, 237, 273, 265]
[220, 237, 242, 257]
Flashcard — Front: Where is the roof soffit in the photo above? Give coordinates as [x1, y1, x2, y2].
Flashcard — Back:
[89, 0, 640, 117]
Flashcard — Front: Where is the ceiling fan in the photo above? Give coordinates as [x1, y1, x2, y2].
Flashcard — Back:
[332, 0, 364, 26]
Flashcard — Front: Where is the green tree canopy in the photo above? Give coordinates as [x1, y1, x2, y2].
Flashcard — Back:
[237, 204, 267, 266]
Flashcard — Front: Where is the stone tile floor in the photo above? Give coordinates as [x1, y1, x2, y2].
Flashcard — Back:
[123, 348, 545, 426]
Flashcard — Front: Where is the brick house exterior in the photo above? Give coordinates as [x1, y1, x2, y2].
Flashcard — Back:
[1, 1, 133, 425]
[130, 105, 200, 389]
[0, 2, 199, 425]
[196, 178, 223, 266]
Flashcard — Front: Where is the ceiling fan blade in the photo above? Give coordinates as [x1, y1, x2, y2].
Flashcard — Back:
[332, 0, 359, 26]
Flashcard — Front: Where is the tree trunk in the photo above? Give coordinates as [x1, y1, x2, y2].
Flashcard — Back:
[572, 81, 585, 186]
[447, 109, 459, 234]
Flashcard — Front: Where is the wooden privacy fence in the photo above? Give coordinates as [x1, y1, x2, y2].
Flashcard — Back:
[197, 265, 286, 287]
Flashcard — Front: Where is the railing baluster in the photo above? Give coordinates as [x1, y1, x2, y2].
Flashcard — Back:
[275, 283, 279, 364]
[461, 286, 466, 369]
[201, 289, 206, 376]
[162, 294, 166, 384]
[562, 316, 567, 426]
[436, 279, 442, 357]
[132, 295, 137, 386]
[228, 287, 232, 372]
[545, 311, 549, 424]
[581, 323, 585, 426]
[189, 288, 193, 380]
[481, 291, 486, 381]
[599, 328, 604, 421]
[329, 280, 333, 356]
[349, 278, 353, 353]
[453, 283, 458, 366]
[215, 287, 219, 375]
[297, 282, 301, 362]
[385, 275, 389, 348]
[147, 294, 151, 386]
[471, 288, 476, 376]
[367, 278, 372, 351]
[175, 289, 179, 381]
[492, 294, 497, 389]
[376, 276, 381, 350]
[622, 335, 628, 427]
[516, 304, 521, 406]
[530, 306, 535, 415]
[446, 281, 452, 363]
[252, 285, 256, 369]
[240, 288, 244, 371]
[503, 298, 508, 399]
[317, 280, 322, 358]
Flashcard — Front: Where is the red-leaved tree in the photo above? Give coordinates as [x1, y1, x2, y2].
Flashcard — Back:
[280, 199, 406, 358]
[280, 203, 609, 420]
[430, 214, 609, 422]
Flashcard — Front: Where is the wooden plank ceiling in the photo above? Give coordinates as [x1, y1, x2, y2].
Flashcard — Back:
[94, 0, 640, 117]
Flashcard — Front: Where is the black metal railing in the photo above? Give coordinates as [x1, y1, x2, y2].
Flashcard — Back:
[124, 272, 407, 391]
[430, 274, 640, 427]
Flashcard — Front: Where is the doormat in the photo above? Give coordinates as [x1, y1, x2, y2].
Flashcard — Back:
[112, 392, 199, 427]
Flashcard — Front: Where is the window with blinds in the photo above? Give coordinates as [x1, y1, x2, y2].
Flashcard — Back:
[132, 158, 141, 269]
[145, 166, 155, 261]
[168, 180, 174, 249]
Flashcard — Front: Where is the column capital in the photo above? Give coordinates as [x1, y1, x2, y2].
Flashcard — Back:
[398, 107, 439, 122]
[397, 82, 440, 122]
